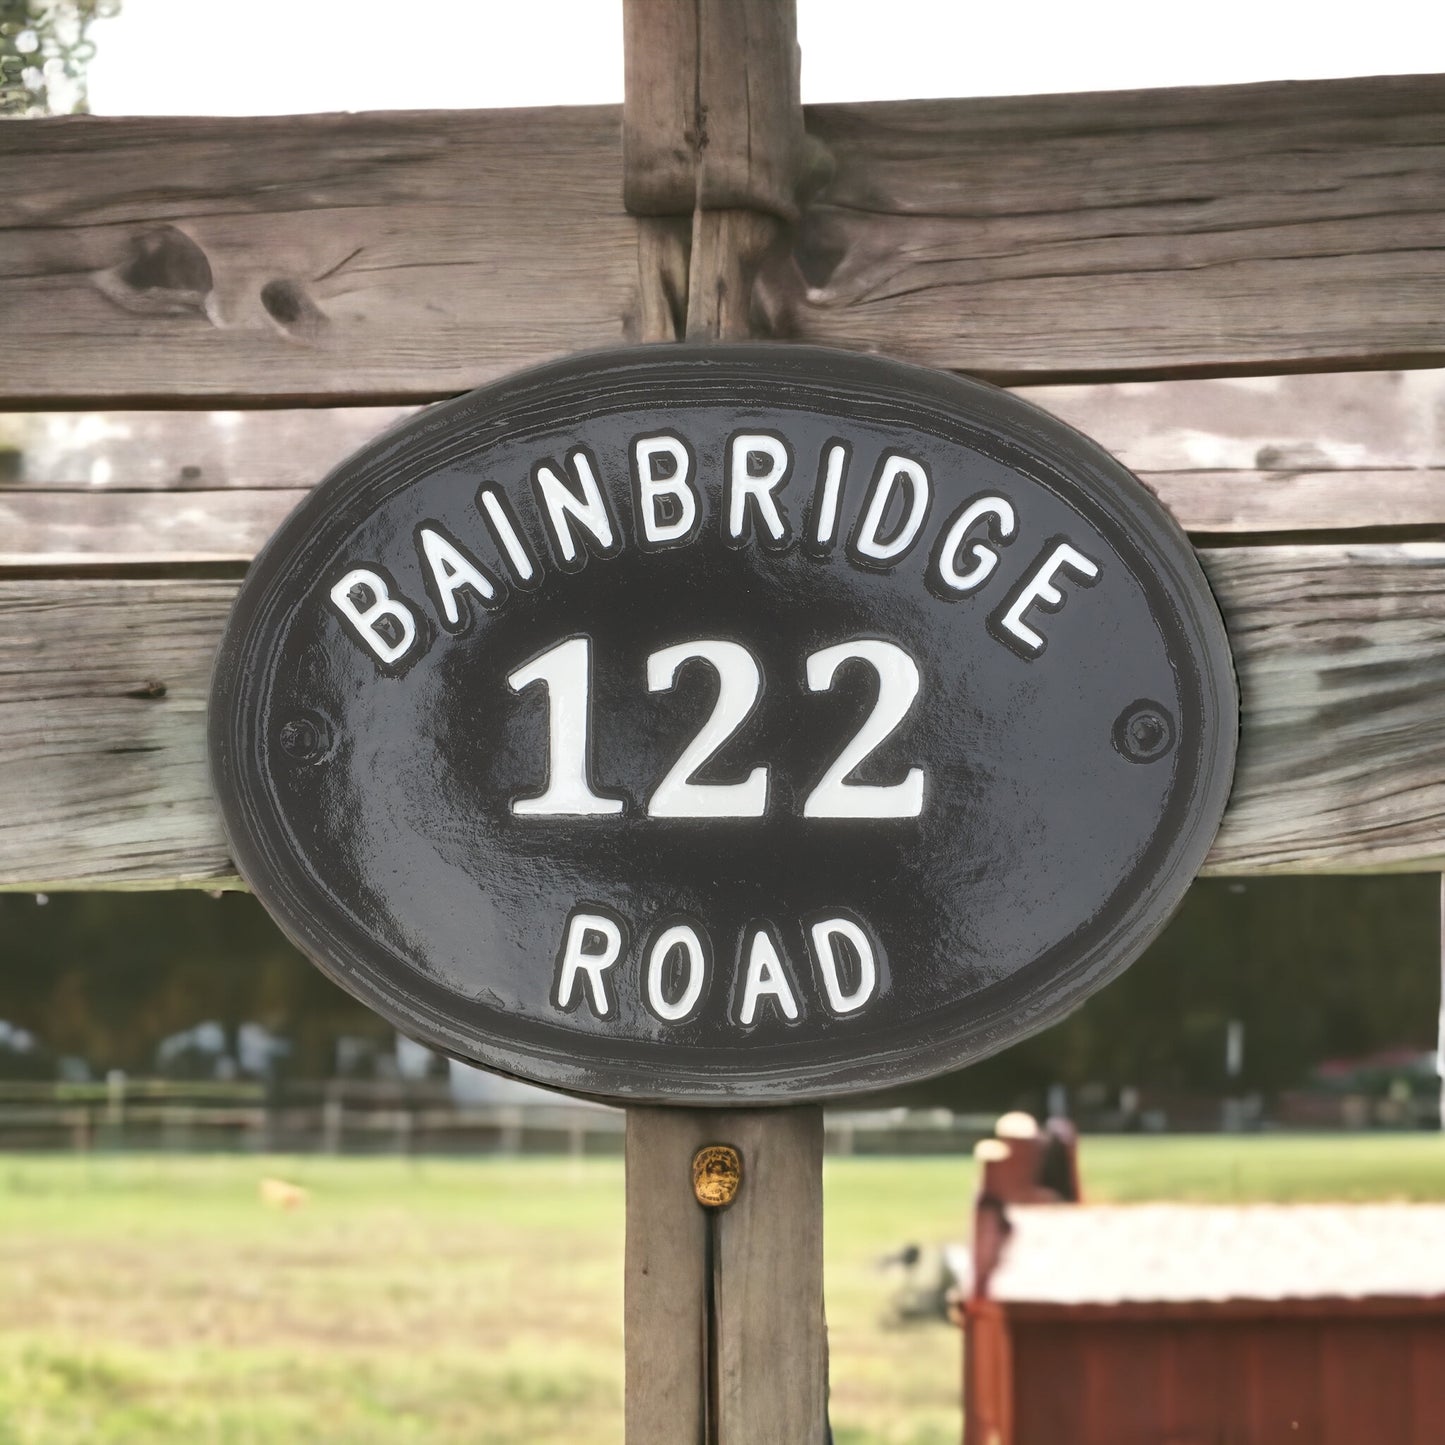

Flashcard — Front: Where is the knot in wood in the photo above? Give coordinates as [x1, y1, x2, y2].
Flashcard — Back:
[692, 1144, 742, 1209]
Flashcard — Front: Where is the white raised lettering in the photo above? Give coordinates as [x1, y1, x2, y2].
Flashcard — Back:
[328, 568, 417, 666]
[633, 434, 699, 545]
[478, 488, 537, 583]
[803, 640, 924, 819]
[853, 454, 930, 563]
[997, 542, 1101, 656]
[727, 434, 792, 545]
[554, 910, 623, 1017]
[645, 923, 708, 1022]
[533, 450, 615, 565]
[416, 526, 499, 626]
[809, 917, 878, 1015]
[646, 640, 768, 818]
[737, 928, 800, 1025]
[934, 495, 1016, 594]
[810, 441, 849, 550]
[509, 638, 624, 816]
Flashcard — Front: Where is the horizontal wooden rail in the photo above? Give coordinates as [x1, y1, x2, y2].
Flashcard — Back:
[2, 372, 1441, 562]
[796, 75, 1445, 382]
[2, 545, 1443, 889]
[2, 73, 1442, 404]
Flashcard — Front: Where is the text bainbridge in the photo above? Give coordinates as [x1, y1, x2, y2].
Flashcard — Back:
[327, 427, 1103, 670]
[322, 424, 1104, 1035]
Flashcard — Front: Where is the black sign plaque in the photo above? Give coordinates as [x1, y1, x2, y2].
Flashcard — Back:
[210, 345, 1237, 1103]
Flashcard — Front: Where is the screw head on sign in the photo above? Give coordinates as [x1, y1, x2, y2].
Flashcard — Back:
[692, 1145, 743, 1209]
[277, 712, 333, 765]
[1112, 700, 1175, 764]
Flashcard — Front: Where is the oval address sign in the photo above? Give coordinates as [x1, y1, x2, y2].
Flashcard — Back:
[209, 345, 1237, 1103]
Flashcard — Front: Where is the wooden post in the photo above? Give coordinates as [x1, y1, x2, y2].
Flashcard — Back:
[626, 1109, 826, 1444]
[624, 0, 808, 345]
[623, 4, 827, 1440]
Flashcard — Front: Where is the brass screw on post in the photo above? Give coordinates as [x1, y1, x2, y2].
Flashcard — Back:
[692, 1145, 743, 1209]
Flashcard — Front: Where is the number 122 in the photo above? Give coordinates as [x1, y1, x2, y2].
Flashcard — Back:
[507, 636, 925, 820]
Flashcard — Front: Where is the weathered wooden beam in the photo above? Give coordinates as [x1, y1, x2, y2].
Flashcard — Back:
[2, 545, 1442, 890]
[3, 74, 1443, 402]
[0, 107, 638, 407]
[624, 0, 807, 345]
[685, 207, 787, 341]
[1200, 544, 1445, 875]
[622, 0, 699, 218]
[0, 491, 309, 566]
[3, 371, 1440, 561]
[3, 372, 1441, 492]
[0, 579, 230, 890]
[792, 74, 1445, 382]
[7, 372, 1435, 492]
[709, 1109, 825, 1438]
[0, 405, 413, 491]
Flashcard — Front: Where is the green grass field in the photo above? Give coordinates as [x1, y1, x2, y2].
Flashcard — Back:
[2, 1135, 1444, 1444]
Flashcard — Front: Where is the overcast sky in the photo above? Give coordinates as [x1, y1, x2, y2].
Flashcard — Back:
[86, 0, 1442, 114]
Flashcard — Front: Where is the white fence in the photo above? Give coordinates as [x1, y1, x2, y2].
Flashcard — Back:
[0, 1080, 996, 1156]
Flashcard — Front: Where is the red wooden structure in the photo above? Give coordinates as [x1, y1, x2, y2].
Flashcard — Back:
[959, 1134, 1445, 1445]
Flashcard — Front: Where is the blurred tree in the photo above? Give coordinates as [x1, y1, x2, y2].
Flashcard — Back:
[1, 892, 386, 1075]
[1, 0, 118, 117]
[0, 875, 1437, 1091]
[926, 874, 1440, 1111]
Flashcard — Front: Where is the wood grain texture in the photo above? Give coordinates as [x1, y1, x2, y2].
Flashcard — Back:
[622, 0, 698, 216]
[712, 1107, 825, 1442]
[685, 207, 785, 340]
[623, 0, 805, 220]
[634, 216, 691, 343]
[6, 461, 1442, 565]
[790, 74, 1445, 381]
[1200, 545, 1445, 876]
[689, 0, 804, 222]
[4, 75, 1444, 402]
[623, 1107, 826, 1445]
[1, 545, 1442, 889]
[0, 107, 638, 406]
[0, 580, 230, 889]
[624, 1107, 709, 1445]
[3, 371, 1441, 562]
[0, 490, 309, 567]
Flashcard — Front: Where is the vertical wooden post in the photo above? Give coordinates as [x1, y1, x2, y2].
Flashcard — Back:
[624, 0, 807, 346]
[622, 5, 827, 1441]
[626, 1108, 826, 1444]
[625, 1111, 708, 1441]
